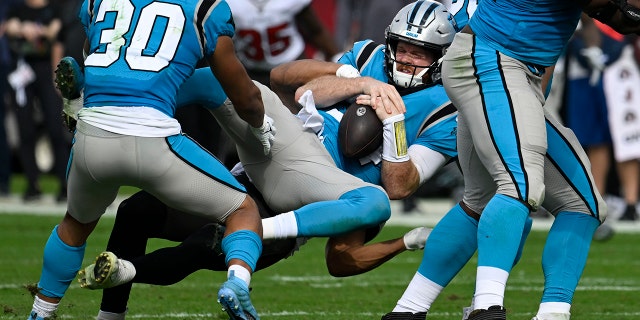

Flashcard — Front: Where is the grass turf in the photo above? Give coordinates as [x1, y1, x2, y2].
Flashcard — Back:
[0, 213, 638, 319]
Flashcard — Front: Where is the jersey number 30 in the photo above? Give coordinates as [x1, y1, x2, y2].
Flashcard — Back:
[85, 0, 184, 72]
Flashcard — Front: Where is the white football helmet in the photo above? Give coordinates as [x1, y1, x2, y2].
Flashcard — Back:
[384, 0, 458, 88]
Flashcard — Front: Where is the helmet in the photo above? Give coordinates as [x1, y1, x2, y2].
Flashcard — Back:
[384, 0, 458, 88]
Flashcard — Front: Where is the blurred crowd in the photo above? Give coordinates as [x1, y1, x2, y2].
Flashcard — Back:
[0, 0, 638, 222]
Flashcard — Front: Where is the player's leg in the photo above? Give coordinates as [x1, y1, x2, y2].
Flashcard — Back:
[89, 183, 296, 319]
[208, 82, 392, 239]
[443, 34, 546, 316]
[132, 133, 262, 320]
[29, 123, 121, 319]
[384, 117, 493, 318]
[90, 191, 201, 318]
[529, 113, 605, 320]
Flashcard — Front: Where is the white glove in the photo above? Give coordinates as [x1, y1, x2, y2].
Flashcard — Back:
[250, 115, 276, 155]
[403, 226, 431, 251]
[335, 64, 360, 78]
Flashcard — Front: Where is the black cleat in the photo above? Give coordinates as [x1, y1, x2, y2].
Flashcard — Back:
[381, 311, 427, 320]
[467, 305, 507, 320]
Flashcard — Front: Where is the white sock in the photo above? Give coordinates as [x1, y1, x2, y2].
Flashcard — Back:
[262, 211, 298, 239]
[537, 302, 571, 316]
[229, 264, 251, 287]
[32, 296, 58, 318]
[96, 309, 127, 320]
[392, 272, 443, 313]
[473, 266, 508, 310]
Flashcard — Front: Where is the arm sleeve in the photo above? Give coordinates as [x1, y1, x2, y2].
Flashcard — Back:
[408, 144, 448, 185]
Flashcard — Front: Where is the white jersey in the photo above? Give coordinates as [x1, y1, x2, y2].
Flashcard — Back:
[228, 0, 311, 71]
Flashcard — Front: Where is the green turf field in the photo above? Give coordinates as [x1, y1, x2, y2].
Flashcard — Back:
[0, 213, 638, 320]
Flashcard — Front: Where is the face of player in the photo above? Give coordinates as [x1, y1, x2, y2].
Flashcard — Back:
[394, 41, 435, 75]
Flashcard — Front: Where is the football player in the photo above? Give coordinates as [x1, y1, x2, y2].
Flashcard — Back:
[381, 0, 639, 319]
[63, 2, 459, 318]
[26, 0, 273, 319]
[267, 0, 464, 277]
[59, 61, 401, 320]
[228, 0, 341, 86]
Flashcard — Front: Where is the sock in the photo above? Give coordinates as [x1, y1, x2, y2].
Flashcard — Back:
[537, 302, 571, 315]
[477, 194, 529, 271]
[540, 211, 598, 304]
[96, 309, 127, 320]
[474, 266, 508, 309]
[418, 204, 478, 285]
[262, 211, 297, 239]
[222, 230, 262, 272]
[228, 265, 251, 287]
[38, 225, 86, 298]
[31, 296, 58, 318]
[393, 273, 443, 313]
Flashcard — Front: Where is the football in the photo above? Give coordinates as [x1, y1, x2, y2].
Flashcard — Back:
[338, 103, 383, 158]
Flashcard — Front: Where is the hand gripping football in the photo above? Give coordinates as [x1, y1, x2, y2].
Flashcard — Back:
[338, 103, 383, 158]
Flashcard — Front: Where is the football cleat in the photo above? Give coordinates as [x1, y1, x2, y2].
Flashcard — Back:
[55, 56, 85, 131]
[403, 227, 431, 250]
[381, 311, 427, 319]
[461, 306, 472, 320]
[78, 251, 136, 289]
[592, 223, 615, 241]
[27, 311, 49, 320]
[54, 56, 84, 99]
[467, 305, 507, 320]
[217, 271, 260, 320]
[531, 313, 570, 320]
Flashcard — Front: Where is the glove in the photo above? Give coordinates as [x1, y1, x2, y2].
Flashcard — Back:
[61, 95, 83, 132]
[403, 226, 431, 251]
[580, 46, 606, 85]
[62, 111, 77, 133]
[250, 115, 276, 155]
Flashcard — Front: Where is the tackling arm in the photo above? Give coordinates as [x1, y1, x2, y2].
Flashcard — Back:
[300, 75, 406, 114]
[324, 230, 407, 277]
[208, 36, 265, 128]
[270, 59, 343, 111]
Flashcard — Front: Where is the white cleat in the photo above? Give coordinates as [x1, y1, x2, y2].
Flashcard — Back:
[532, 313, 570, 320]
[78, 251, 136, 289]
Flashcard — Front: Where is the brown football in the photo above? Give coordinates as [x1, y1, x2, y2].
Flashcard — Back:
[338, 103, 383, 158]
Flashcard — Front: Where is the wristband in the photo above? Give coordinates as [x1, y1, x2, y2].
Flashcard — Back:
[382, 114, 410, 162]
[336, 64, 361, 78]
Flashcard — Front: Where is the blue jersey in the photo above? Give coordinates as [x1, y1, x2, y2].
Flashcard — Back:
[442, 0, 478, 29]
[469, 0, 581, 67]
[79, 0, 234, 117]
[321, 40, 458, 185]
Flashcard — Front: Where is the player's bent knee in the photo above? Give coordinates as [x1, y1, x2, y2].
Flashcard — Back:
[341, 186, 392, 227]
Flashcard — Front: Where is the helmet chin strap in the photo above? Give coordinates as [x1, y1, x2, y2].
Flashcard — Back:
[392, 60, 430, 88]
